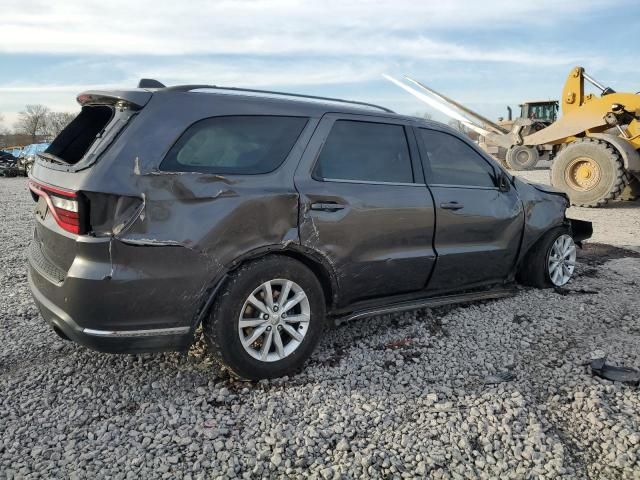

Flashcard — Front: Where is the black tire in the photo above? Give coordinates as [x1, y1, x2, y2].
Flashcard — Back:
[204, 256, 325, 380]
[505, 146, 540, 171]
[517, 227, 573, 288]
[616, 173, 639, 201]
[550, 138, 626, 207]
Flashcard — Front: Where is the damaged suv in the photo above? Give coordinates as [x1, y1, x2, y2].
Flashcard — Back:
[27, 81, 592, 379]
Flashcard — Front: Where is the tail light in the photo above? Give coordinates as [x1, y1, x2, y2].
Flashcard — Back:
[28, 181, 84, 234]
[29, 181, 143, 237]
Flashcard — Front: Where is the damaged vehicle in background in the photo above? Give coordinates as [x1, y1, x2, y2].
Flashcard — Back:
[27, 80, 592, 380]
[0, 150, 20, 177]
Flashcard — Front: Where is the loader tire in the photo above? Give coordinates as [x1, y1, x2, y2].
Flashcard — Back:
[550, 138, 626, 207]
[616, 174, 640, 201]
[505, 146, 539, 171]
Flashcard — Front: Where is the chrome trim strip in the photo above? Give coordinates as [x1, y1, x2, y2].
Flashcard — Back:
[82, 326, 190, 338]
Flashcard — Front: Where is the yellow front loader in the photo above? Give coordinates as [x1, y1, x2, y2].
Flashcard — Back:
[386, 67, 640, 207]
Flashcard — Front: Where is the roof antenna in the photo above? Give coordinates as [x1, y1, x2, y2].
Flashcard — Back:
[137, 79, 166, 89]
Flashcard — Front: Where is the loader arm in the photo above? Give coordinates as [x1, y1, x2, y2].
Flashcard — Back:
[524, 92, 640, 147]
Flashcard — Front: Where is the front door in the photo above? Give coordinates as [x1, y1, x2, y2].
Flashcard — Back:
[294, 115, 436, 306]
[415, 127, 524, 293]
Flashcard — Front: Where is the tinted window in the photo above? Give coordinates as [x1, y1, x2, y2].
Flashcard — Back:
[419, 129, 495, 187]
[161, 116, 308, 174]
[314, 120, 413, 183]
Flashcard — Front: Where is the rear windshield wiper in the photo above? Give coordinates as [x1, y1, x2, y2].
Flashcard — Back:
[37, 152, 68, 165]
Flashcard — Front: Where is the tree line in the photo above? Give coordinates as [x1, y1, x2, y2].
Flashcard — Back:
[0, 105, 77, 147]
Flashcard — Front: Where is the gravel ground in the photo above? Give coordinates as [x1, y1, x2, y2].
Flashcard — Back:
[1, 175, 640, 479]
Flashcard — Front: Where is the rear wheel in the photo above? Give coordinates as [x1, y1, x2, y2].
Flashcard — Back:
[505, 145, 540, 170]
[550, 138, 626, 207]
[518, 228, 576, 288]
[204, 256, 325, 380]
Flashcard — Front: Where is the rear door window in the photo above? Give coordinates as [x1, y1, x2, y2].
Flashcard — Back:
[160, 116, 308, 174]
[418, 129, 496, 188]
[313, 120, 414, 183]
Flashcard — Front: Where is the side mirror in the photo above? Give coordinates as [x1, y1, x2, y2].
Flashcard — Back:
[497, 172, 511, 192]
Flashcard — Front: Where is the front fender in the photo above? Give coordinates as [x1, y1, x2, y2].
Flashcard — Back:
[513, 177, 569, 264]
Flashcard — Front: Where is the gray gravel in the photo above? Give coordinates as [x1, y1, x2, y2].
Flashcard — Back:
[1, 176, 640, 479]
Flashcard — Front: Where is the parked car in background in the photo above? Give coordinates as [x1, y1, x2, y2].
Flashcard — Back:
[19, 143, 50, 176]
[27, 81, 592, 379]
[0, 150, 20, 177]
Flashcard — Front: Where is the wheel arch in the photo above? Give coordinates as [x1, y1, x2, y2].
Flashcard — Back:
[190, 244, 339, 333]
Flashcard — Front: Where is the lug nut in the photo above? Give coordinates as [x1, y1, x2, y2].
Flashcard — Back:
[263, 314, 269, 320]
[277, 325, 282, 330]
[266, 326, 272, 331]
[273, 305, 279, 312]
[281, 313, 287, 319]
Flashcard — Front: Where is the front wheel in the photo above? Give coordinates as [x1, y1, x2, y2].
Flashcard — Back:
[550, 138, 626, 207]
[505, 145, 540, 171]
[518, 228, 577, 288]
[204, 256, 325, 380]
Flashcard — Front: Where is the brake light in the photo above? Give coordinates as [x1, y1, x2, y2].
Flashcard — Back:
[28, 181, 83, 234]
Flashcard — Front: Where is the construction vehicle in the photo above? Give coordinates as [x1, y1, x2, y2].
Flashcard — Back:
[481, 100, 559, 169]
[385, 67, 640, 207]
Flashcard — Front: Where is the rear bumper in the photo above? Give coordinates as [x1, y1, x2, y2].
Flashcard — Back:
[29, 269, 193, 353]
[26, 234, 211, 353]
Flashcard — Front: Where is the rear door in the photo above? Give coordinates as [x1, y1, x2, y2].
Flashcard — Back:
[415, 127, 524, 292]
[294, 114, 436, 307]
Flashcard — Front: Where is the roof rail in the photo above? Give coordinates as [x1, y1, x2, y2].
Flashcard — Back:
[163, 84, 395, 113]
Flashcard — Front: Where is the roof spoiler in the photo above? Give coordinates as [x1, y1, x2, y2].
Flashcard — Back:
[76, 89, 153, 109]
[138, 78, 166, 89]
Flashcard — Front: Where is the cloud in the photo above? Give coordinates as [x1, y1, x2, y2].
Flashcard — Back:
[0, 0, 613, 64]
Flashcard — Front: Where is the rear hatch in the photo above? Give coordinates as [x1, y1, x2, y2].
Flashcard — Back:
[29, 89, 150, 280]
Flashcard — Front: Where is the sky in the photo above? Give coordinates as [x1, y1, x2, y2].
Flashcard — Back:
[1, 0, 639, 129]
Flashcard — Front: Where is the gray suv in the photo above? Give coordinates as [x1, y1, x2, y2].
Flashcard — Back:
[27, 81, 592, 379]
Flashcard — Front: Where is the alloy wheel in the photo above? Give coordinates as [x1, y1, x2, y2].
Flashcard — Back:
[238, 279, 310, 362]
[548, 234, 576, 286]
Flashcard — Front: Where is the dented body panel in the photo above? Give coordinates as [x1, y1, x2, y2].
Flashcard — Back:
[27, 87, 590, 354]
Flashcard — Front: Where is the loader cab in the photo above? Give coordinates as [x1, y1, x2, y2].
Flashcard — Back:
[520, 101, 559, 124]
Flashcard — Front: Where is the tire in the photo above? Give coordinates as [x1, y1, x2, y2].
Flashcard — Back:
[517, 227, 576, 288]
[505, 145, 540, 170]
[550, 138, 626, 207]
[616, 173, 639, 201]
[204, 255, 326, 380]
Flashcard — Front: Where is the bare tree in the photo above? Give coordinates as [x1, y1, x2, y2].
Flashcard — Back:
[0, 113, 8, 137]
[447, 119, 465, 132]
[413, 111, 432, 121]
[45, 111, 76, 138]
[14, 105, 50, 142]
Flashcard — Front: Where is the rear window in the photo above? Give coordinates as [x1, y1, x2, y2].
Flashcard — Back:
[160, 116, 308, 174]
[46, 106, 113, 164]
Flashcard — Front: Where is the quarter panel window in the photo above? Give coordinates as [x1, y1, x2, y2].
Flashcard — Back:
[419, 129, 496, 188]
[314, 120, 413, 183]
[160, 116, 308, 174]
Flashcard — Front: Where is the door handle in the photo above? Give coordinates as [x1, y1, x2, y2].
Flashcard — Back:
[310, 202, 346, 212]
[440, 202, 464, 210]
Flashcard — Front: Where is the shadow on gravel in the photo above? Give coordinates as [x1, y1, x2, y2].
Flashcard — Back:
[578, 242, 640, 266]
